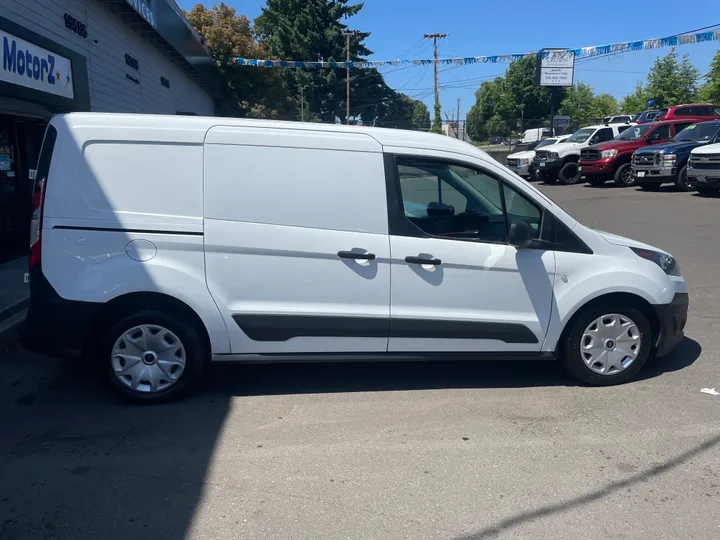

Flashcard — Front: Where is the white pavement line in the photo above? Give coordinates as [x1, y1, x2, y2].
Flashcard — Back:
[700, 388, 720, 396]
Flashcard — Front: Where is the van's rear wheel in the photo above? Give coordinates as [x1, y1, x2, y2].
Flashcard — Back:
[561, 303, 652, 386]
[102, 310, 207, 403]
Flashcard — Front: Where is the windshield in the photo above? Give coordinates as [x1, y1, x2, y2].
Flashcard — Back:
[615, 125, 653, 141]
[672, 123, 720, 142]
[566, 128, 595, 143]
[535, 138, 557, 149]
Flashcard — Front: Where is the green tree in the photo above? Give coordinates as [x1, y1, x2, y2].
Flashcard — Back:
[559, 83, 618, 126]
[185, 3, 294, 118]
[465, 56, 559, 141]
[430, 101, 442, 134]
[255, 0, 397, 124]
[698, 49, 720, 103]
[621, 83, 650, 113]
[645, 48, 700, 107]
[412, 101, 430, 130]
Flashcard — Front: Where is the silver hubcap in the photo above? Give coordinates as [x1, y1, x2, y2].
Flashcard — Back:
[111, 324, 186, 393]
[580, 313, 641, 375]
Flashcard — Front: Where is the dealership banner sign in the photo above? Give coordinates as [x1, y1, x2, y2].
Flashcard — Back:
[231, 28, 720, 69]
[1, 30, 74, 99]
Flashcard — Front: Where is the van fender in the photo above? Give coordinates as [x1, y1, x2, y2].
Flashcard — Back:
[542, 268, 674, 352]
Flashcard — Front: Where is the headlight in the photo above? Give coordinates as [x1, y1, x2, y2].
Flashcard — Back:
[662, 154, 676, 164]
[549, 152, 559, 160]
[521, 158, 530, 166]
[630, 247, 681, 276]
[601, 149, 618, 158]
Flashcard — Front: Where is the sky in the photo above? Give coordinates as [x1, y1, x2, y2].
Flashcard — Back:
[177, 0, 720, 121]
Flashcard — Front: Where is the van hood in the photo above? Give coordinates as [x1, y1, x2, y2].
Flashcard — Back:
[507, 150, 535, 160]
[595, 229, 663, 252]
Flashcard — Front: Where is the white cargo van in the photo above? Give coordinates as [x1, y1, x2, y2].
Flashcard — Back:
[23, 113, 689, 402]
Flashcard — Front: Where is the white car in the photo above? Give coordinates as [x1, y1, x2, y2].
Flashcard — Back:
[688, 142, 720, 196]
[22, 113, 688, 402]
[506, 136, 570, 179]
[534, 124, 635, 184]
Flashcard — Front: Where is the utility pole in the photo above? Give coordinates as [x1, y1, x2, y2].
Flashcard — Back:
[424, 32, 447, 133]
[342, 30, 359, 125]
[456, 98, 461, 139]
[299, 85, 306, 122]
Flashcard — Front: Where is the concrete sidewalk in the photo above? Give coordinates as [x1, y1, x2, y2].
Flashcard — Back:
[0, 256, 29, 337]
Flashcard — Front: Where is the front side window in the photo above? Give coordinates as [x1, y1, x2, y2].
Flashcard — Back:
[595, 128, 614, 142]
[651, 124, 672, 141]
[567, 128, 595, 143]
[502, 184, 542, 239]
[673, 122, 693, 134]
[675, 107, 693, 116]
[395, 159, 542, 244]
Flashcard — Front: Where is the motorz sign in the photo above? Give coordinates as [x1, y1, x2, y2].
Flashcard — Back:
[2, 30, 74, 99]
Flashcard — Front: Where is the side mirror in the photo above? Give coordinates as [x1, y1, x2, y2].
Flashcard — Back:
[589, 137, 599, 145]
[508, 220, 534, 248]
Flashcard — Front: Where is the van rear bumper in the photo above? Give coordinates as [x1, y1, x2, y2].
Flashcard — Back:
[653, 293, 689, 358]
[21, 267, 100, 356]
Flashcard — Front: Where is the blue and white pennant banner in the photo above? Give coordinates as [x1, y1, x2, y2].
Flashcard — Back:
[232, 29, 720, 69]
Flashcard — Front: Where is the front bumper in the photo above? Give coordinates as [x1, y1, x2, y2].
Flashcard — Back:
[578, 159, 616, 176]
[535, 158, 563, 171]
[688, 166, 720, 185]
[631, 163, 677, 183]
[653, 293, 689, 358]
[507, 164, 530, 176]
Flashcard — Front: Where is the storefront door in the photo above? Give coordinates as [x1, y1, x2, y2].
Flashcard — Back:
[0, 115, 46, 262]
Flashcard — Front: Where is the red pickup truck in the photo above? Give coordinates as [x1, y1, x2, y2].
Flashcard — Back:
[578, 120, 693, 187]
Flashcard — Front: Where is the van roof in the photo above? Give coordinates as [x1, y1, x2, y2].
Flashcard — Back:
[51, 112, 481, 155]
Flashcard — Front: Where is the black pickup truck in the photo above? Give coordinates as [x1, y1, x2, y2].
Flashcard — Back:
[631, 120, 720, 191]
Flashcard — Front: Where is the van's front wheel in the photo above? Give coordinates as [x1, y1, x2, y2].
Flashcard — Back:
[561, 304, 652, 386]
[102, 310, 207, 403]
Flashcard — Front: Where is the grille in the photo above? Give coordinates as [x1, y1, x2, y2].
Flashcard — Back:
[689, 156, 720, 170]
[535, 150, 550, 160]
[634, 153, 657, 165]
[506, 158, 521, 167]
[581, 148, 601, 161]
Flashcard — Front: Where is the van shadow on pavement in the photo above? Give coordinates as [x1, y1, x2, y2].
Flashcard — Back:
[206, 336, 701, 397]
[0, 336, 700, 539]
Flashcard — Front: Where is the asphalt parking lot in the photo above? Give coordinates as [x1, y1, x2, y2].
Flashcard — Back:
[1, 182, 719, 540]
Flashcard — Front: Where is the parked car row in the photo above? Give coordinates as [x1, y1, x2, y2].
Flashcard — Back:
[504, 103, 720, 194]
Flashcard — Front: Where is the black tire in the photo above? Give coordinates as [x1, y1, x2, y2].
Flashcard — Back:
[560, 302, 653, 386]
[674, 165, 696, 192]
[613, 163, 635, 187]
[697, 185, 718, 197]
[558, 162, 580, 185]
[100, 309, 208, 403]
[587, 176, 606, 187]
[540, 170, 558, 184]
[638, 182, 662, 191]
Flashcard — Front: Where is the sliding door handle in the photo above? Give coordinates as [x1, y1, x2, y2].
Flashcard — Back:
[405, 256, 442, 265]
[338, 250, 376, 260]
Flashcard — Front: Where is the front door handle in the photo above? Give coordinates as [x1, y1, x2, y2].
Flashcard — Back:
[338, 250, 376, 260]
[405, 256, 442, 266]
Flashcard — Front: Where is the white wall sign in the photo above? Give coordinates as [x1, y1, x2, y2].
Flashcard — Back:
[538, 50, 575, 87]
[125, 0, 157, 29]
[1, 30, 75, 99]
